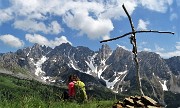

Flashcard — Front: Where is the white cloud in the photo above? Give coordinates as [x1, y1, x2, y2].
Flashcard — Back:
[156, 42, 180, 58]
[155, 44, 165, 52]
[25, 34, 49, 45]
[117, 44, 130, 51]
[137, 19, 150, 30]
[140, 41, 148, 45]
[0, 9, 13, 25]
[0, 0, 174, 39]
[138, 41, 148, 51]
[102, 35, 110, 40]
[63, 9, 113, 39]
[138, 42, 180, 58]
[0, 34, 24, 48]
[25, 34, 71, 48]
[170, 13, 178, 21]
[138, 41, 153, 52]
[168, 0, 173, 5]
[11, 0, 41, 17]
[138, 0, 173, 13]
[156, 51, 180, 58]
[143, 48, 152, 52]
[0, 0, 136, 39]
[175, 42, 180, 50]
[100, 0, 137, 19]
[13, 20, 63, 34]
[51, 21, 63, 34]
[4, 0, 112, 38]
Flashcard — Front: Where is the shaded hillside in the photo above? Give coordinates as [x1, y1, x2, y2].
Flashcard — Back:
[0, 72, 124, 101]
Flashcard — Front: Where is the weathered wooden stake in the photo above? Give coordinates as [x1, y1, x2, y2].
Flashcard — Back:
[100, 4, 174, 96]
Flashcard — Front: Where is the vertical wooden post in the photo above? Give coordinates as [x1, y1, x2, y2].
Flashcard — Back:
[122, 4, 144, 95]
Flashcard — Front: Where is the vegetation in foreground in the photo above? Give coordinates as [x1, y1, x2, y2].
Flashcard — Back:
[0, 97, 115, 108]
[1, 73, 180, 108]
[0, 73, 118, 108]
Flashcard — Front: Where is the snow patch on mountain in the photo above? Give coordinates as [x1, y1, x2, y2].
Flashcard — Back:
[102, 76, 119, 90]
[27, 47, 31, 56]
[29, 56, 54, 82]
[115, 70, 128, 93]
[19, 57, 25, 60]
[85, 53, 98, 75]
[85, 53, 109, 78]
[98, 65, 109, 78]
[68, 59, 80, 71]
[41, 76, 56, 82]
[67, 51, 83, 72]
[159, 80, 168, 91]
[152, 71, 168, 91]
[119, 72, 128, 91]
[52, 59, 56, 62]
[102, 70, 128, 93]
[34, 56, 47, 76]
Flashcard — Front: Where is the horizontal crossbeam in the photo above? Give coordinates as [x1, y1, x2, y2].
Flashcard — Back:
[100, 30, 174, 43]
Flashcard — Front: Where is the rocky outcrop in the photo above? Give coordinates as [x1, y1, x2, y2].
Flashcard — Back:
[113, 96, 162, 108]
[165, 56, 180, 75]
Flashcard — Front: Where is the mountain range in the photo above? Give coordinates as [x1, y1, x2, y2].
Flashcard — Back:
[0, 43, 180, 105]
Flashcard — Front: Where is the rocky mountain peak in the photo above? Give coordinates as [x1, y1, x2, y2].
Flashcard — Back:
[32, 43, 41, 48]
[98, 44, 112, 60]
[54, 42, 72, 50]
[138, 51, 171, 79]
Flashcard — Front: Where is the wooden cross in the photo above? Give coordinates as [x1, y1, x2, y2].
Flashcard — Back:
[100, 4, 174, 95]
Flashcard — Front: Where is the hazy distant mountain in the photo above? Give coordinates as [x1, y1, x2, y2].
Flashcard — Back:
[0, 43, 180, 104]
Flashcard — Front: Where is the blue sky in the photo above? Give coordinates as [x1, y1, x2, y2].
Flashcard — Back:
[0, 0, 180, 58]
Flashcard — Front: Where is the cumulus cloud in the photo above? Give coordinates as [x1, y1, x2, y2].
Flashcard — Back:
[11, 0, 42, 17]
[25, 34, 71, 48]
[155, 44, 165, 52]
[0, 0, 174, 39]
[13, 20, 63, 34]
[0, 9, 13, 25]
[143, 48, 152, 52]
[138, 0, 173, 13]
[140, 41, 148, 45]
[137, 42, 180, 58]
[137, 19, 150, 30]
[156, 42, 180, 58]
[138, 41, 151, 52]
[63, 9, 113, 39]
[117, 44, 130, 51]
[0, 34, 24, 48]
[157, 51, 180, 58]
[170, 13, 178, 21]
[100, 0, 137, 19]
[102, 35, 110, 40]
[175, 42, 180, 50]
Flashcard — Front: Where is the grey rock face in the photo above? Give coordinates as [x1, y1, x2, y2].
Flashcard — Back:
[165, 56, 180, 75]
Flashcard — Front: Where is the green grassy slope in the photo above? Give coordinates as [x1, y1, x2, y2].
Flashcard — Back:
[0, 73, 120, 108]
